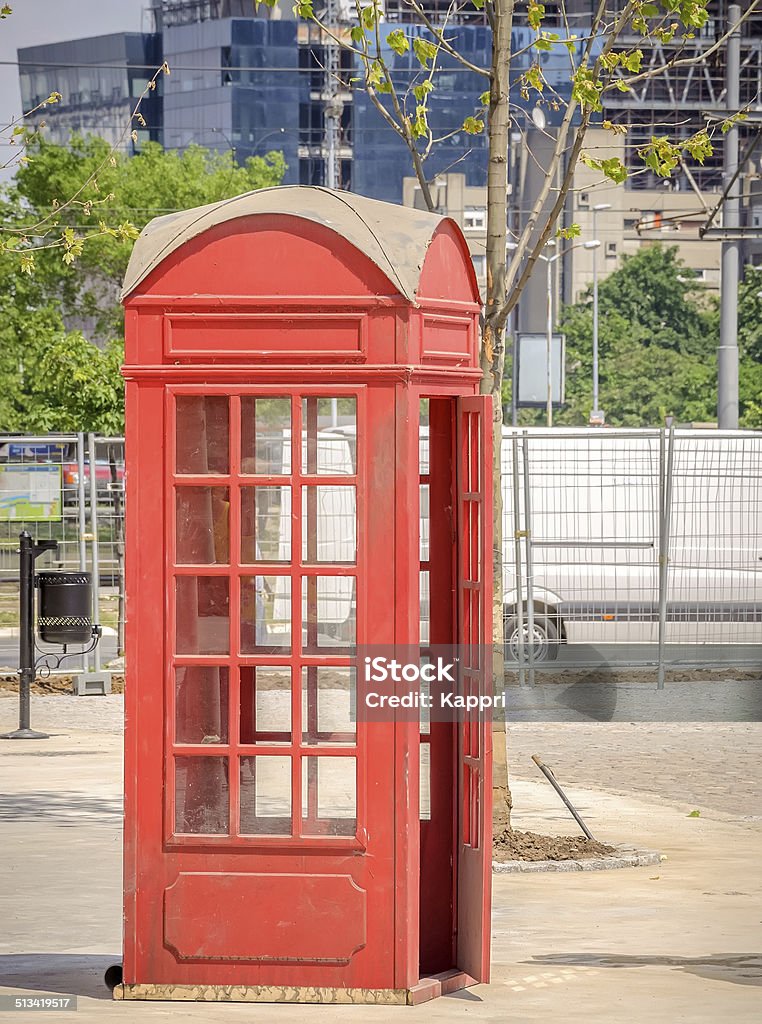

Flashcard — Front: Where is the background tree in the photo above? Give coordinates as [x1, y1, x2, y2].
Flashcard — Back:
[0, 139, 286, 431]
[11, 136, 286, 341]
[555, 245, 761, 428]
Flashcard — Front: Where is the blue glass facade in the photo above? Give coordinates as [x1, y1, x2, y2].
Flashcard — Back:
[353, 24, 490, 204]
[161, 17, 302, 184]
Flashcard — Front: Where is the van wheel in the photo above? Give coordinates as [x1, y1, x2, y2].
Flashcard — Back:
[504, 609, 559, 663]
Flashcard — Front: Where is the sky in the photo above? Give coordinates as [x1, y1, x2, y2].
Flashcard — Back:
[1, 0, 145, 181]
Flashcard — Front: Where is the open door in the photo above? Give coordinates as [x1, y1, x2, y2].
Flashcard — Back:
[455, 394, 493, 984]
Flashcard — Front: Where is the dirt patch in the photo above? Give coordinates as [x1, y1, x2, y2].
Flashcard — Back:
[0, 675, 124, 695]
[493, 826, 616, 862]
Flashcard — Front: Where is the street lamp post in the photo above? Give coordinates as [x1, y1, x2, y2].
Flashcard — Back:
[538, 239, 601, 427]
[591, 203, 611, 425]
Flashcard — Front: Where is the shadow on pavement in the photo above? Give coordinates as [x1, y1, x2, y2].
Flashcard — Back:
[0, 954, 120, 1000]
[529, 952, 762, 987]
[0, 791, 122, 825]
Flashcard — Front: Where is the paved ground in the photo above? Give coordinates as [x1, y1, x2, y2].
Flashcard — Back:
[0, 694, 760, 1022]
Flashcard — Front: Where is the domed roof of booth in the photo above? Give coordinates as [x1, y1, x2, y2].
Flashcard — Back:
[121, 185, 480, 305]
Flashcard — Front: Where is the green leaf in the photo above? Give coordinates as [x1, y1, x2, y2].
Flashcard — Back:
[351, 25, 366, 43]
[462, 116, 485, 135]
[413, 79, 434, 102]
[412, 37, 438, 67]
[721, 111, 747, 133]
[525, 64, 545, 94]
[20, 253, 35, 274]
[534, 37, 552, 51]
[683, 129, 712, 165]
[293, 0, 314, 18]
[572, 66, 603, 112]
[687, 809, 701, 818]
[621, 49, 643, 73]
[387, 29, 410, 56]
[0, 5, 12, 17]
[528, 1, 545, 31]
[479, 90, 490, 106]
[600, 157, 627, 184]
[615, 80, 631, 93]
[556, 223, 581, 240]
[410, 106, 429, 139]
[361, 4, 378, 30]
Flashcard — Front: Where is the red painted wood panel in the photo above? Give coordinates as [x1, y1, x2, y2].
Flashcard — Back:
[164, 872, 366, 962]
[164, 313, 367, 361]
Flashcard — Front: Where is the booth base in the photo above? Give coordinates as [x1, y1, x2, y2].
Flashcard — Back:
[114, 971, 475, 1006]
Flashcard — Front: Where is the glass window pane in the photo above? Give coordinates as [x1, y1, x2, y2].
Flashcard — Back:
[419, 398, 430, 475]
[241, 397, 291, 474]
[240, 755, 291, 835]
[302, 397, 356, 475]
[302, 486, 356, 564]
[241, 486, 291, 563]
[175, 576, 229, 655]
[420, 742, 431, 820]
[301, 667, 356, 745]
[176, 396, 229, 474]
[241, 576, 291, 652]
[240, 667, 291, 744]
[176, 487, 229, 564]
[175, 666, 229, 744]
[302, 576, 356, 652]
[175, 756, 229, 834]
[302, 755, 356, 836]
[419, 483, 430, 562]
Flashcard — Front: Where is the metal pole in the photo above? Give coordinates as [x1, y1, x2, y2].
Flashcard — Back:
[1, 532, 49, 740]
[592, 208, 600, 418]
[510, 434, 526, 685]
[88, 434, 102, 672]
[521, 433, 536, 686]
[510, 308, 519, 427]
[532, 755, 596, 841]
[657, 423, 676, 689]
[546, 257, 553, 428]
[718, 4, 741, 429]
[76, 432, 89, 673]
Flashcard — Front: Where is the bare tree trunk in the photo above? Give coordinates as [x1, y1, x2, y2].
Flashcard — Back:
[482, 0, 513, 832]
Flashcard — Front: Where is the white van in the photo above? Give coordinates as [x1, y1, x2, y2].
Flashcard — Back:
[501, 428, 762, 659]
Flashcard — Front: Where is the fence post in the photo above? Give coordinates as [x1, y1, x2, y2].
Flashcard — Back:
[87, 433, 102, 673]
[521, 433, 536, 687]
[510, 434, 526, 686]
[76, 432, 89, 674]
[657, 423, 675, 689]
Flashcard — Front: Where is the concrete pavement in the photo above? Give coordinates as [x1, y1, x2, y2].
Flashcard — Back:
[0, 694, 760, 1022]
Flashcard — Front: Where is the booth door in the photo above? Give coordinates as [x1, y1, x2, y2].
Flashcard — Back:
[157, 386, 395, 988]
[455, 395, 493, 983]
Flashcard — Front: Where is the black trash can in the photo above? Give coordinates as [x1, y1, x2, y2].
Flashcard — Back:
[36, 571, 93, 645]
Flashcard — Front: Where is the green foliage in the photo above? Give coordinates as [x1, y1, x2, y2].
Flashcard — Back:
[553, 245, 762, 428]
[387, 29, 409, 56]
[412, 37, 438, 67]
[0, 136, 285, 431]
[580, 153, 628, 184]
[11, 135, 285, 340]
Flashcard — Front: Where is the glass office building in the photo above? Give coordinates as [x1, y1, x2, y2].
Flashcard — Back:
[18, 33, 163, 154]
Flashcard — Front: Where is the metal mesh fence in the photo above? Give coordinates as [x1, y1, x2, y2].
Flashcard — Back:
[2, 428, 760, 675]
[504, 428, 762, 671]
[0, 434, 125, 667]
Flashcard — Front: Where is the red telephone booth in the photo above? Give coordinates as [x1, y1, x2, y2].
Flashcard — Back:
[117, 186, 493, 1005]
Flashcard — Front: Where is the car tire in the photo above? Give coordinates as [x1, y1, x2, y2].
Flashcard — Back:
[504, 608, 560, 663]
